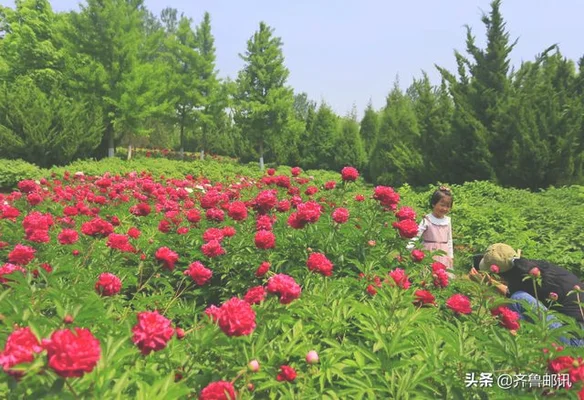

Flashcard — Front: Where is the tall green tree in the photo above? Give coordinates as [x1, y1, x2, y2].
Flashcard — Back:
[234, 22, 300, 169]
[334, 110, 367, 171]
[369, 83, 423, 186]
[303, 102, 339, 170]
[407, 74, 454, 183]
[65, 0, 157, 158]
[0, 0, 102, 166]
[359, 100, 379, 157]
[193, 12, 221, 160]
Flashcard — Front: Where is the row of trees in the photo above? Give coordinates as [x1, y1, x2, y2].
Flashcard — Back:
[1, 0, 583, 189]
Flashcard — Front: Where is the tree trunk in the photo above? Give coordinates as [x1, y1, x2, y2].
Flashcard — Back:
[107, 124, 115, 158]
[180, 123, 185, 160]
[200, 149, 205, 160]
[127, 143, 133, 161]
[259, 141, 264, 170]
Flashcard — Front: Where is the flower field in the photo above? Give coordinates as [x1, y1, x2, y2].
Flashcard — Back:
[0, 161, 583, 399]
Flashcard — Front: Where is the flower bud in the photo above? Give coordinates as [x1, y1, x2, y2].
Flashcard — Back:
[529, 267, 540, 278]
[175, 328, 185, 340]
[247, 383, 255, 392]
[248, 359, 260, 372]
[63, 315, 74, 324]
[490, 265, 499, 274]
[548, 292, 558, 301]
[306, 350, 319, 364]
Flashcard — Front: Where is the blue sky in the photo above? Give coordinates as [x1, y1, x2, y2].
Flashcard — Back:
[2, 0, 583, 117]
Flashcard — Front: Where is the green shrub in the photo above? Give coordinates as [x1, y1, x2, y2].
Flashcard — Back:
[0, 158, 42, 189]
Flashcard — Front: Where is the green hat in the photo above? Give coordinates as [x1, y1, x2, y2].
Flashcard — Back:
[478, 243, 518, 273]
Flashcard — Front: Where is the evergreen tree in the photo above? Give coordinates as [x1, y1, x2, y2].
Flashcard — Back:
[234, 22, 300, 169]
[359, 100, 379, 157]
[334, 111, 367, 171]
[303, 102, 339, 170]
[369, 83, 424, 186]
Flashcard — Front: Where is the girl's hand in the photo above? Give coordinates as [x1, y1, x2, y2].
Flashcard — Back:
[469, 267, 482, 282]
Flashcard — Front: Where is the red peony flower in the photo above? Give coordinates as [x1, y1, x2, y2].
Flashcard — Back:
[129, 202, 151, 216]
[267, 274, 302, 304]
[95, 273, 122, 296]
[8, 244, 36, 266]
[217, 298, 256, 337]
[296, 201, 322, 224]
[106, 234, 135, 253]
[267, 168, 276, 176]
[244, 286, 267, 305]
[256, 215, 274, 231]
[58, 229, 79, 245]
[332, 208, 349, 224]
[203, 227, 225, 243]
[222, 226, 236, 237]
[392, 219, 419, 239]
[201, 240, 225, 258]
[255, 230, 276, 249]
[255, 261, 271, 277]
[388, 268, 411, 289]
[324, 181, 336, 190]
[276, 200, 291, 212]
[0, 263, 27, 284]
[341, 166, 359, 181]
[126, 227, 140, 239]
[395, 206, 416, 221]
[305, 186, 318, 196]
[132, 311, 175, 355]
[27, 192, 43, 206]
[413, 290, 435, 306]
[354, 194, 365, 202]
[433, 269, 449, 288]
[548, 356, 574, 374]
[276, 365, 297, 382]
[204, 305, 221, 322]
[205, 208, 225, 222]
[366, 284, 378, 296]
[446, 294, 472, 315]
[373, 186, 400, 207]
[227, 201, 248, 221]
[410, 249, 425, 262]
[42, 328, 101, 378]
[290, 167, 302, 177]
[0, 327, 43, 378]
[491, 306, 520, 330]
[253, 190, 278, 213]
[199, 380, 236, 400]
[306, 253, 334, 277]
[186, 209, 201, 224]
[184, 261, 213, 285]
[155, 247, 179, 270]
[17, 180, 39, 193]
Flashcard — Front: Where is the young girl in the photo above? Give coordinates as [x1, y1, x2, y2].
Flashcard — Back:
[411, 186, 454, 270]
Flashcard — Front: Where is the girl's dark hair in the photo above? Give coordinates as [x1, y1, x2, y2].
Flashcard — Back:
[429, 186, 453, 208]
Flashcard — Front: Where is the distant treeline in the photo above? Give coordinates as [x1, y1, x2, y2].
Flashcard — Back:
[0, 0, 582, 189]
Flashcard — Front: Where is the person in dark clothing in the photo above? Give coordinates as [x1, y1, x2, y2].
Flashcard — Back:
[470, 243, 584, 346]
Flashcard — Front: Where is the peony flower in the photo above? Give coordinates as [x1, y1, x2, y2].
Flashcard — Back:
[155, 247, 179, 270]
[332, 208, 349, 224]
[131, 311, 174, 355]
[255, 262, 270, 277]
[410, 249, 425, 262]
[8, 244, 36, 266]
[244, 286, 267, 305]
[42, 328, 101, 378]
[199, 381, 236, 400]
[254, 230, 276, 249]
[306, 253, 334, 277]
[413, 290, 436, 306]
[95, 273, 122, 296]
[184, 261, 213, 285]
[217, 298, 256, 337]
[446, 294, 472, 315]
[267, 274, 302, 304]
[341, 166, 359, 181]
[0, 327, 43, 378]
[276, 365, 297, 382]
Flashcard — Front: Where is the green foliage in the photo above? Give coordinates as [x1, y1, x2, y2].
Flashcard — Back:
[0, 159, 42, 189]
[234, 22, 302, 167]
[0, 77, 103, 167]
[303, 103, 339, 170]
[369, 83, 424, 186]
[333, 115, 367, 172]
[359, 101, 379, 158]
